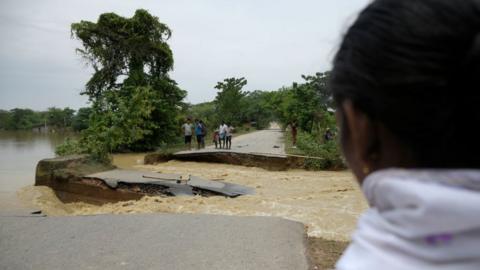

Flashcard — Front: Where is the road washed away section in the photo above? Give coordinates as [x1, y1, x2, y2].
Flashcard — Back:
[34, 155, 254, 205]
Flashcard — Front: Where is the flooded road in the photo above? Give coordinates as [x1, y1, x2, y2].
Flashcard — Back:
[19, 157, 368, 241]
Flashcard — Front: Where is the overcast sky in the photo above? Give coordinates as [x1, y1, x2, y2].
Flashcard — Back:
[0, 0, 370, 110]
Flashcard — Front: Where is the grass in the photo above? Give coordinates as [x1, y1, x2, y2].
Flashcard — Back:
[284, 130, 346, 170]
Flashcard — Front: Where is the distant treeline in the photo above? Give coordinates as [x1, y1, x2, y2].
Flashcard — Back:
[0, 107, 92, 131]
[187, 72, 335, 134]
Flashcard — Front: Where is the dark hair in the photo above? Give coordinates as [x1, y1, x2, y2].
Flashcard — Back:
[331, 0, 480, 168]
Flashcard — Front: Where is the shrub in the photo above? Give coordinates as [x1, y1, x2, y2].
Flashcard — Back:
[55, 138, 84, 156]
[296, 132, 345, 170]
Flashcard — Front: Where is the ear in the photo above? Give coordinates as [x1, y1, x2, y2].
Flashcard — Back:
[341, 100, 377, 180]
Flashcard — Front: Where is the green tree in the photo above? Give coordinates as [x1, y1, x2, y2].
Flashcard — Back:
[214, 77, 247, 126]
[6, 108, 42, 130]
[72, 107, 92, 131]
[70, 9, 186, 154]
[269, 72, 332, 133]
[0, 110, 11, 130]
[297, 72, 333, 133]
[266, 87, 295, 126]
[187, 101, 216, 129]
[242, 90, 275, 129]
[80, 86, 158, 159]
[46, 107, 75, 128]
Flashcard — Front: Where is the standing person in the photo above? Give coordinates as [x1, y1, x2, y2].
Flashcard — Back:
[199, 120, 207, 149]
[225, 124, 233, 149]
[331, 0, 480, 269]
[181, 118, 193, 150]
[219, 121, 227, 149]
[213, 129, 220, 149]
[194, 119, 203, 150]
[291, 120, 297, 148]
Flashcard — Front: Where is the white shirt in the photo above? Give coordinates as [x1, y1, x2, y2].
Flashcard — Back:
[219, 124, 227, 135]
[182, 123, 193, 136]
[336, 169, 480, 270]
[226, 126, 233, 137]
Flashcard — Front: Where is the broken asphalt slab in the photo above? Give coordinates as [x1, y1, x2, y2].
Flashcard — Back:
[85, 169, 255, 197]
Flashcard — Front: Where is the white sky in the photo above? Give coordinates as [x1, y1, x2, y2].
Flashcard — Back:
[0, 0, 370, 110]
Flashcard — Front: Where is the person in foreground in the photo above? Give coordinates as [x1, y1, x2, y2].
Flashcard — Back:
[331, 0, 480, 269]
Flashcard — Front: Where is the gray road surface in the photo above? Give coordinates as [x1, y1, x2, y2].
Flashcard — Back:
[177, 127, 286, 157]
[1, 213, 309, 270]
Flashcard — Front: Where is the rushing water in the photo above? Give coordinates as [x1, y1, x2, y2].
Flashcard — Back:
[0, 131, 75, 192]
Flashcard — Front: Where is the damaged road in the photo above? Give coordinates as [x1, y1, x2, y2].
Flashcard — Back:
[35, 155, 254, 205]
[85, 169, 255, 197]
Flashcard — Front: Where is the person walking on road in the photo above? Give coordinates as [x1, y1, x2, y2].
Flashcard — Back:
[290, 120, 298, 148]
[181, 118, 193, 150]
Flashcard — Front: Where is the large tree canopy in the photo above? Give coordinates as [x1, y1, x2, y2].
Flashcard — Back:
[70, 9, 186, 153]
[214, 77, 247, 126]
[71, 9, 175, 99]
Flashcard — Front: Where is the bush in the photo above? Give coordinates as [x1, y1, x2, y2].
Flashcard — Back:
[296, 132, 345, 170]
[55, 137, 112, 164]
[55, 138, 84, 156]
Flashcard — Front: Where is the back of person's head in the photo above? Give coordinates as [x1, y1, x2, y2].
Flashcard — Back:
[331, 0, 480, 169]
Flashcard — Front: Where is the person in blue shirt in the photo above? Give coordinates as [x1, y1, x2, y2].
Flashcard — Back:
[194, 119, 203, 150]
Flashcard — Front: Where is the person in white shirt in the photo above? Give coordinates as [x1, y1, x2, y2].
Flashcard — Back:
[181, 118, 193, 150]
[225, 124, 233, 149]
[219, 121, 227, 149]
[330, 0, 480, 269]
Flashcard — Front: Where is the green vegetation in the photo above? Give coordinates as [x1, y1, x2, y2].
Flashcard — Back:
[285, 130, 344, 170]
[71, 107, 92, 131]
[267, 72, 345, 170]
[184, 72, 343, 170]
[55, 9, 187, 161]
[184, 78, 275, 131]
[3, 9, 342, 169]
[0, 107, 87, 131]
[1, 73, 343, 170]
[213, 77, 248, 126]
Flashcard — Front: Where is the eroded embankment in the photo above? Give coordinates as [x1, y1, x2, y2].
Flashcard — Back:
[145, 151, 305, 171]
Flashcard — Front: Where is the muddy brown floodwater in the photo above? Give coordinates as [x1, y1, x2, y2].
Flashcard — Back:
[17, 153, 368, 269]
